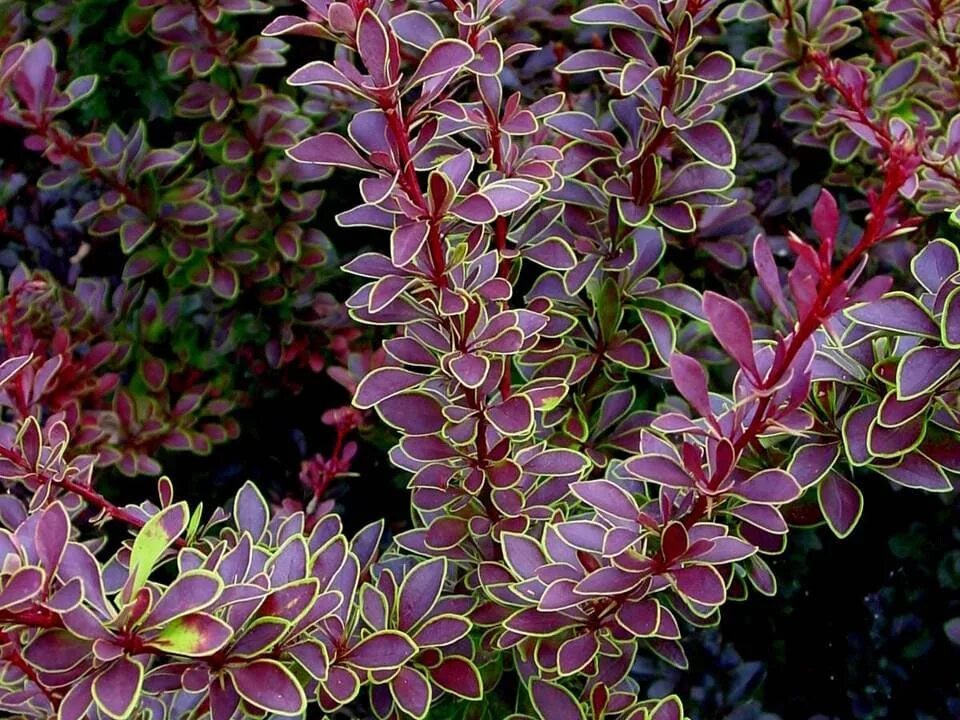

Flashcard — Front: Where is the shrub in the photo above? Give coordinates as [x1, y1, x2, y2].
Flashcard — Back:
[1, 0, 959, 719]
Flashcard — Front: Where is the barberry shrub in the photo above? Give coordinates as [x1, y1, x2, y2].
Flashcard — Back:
[1, 0, 960, 719]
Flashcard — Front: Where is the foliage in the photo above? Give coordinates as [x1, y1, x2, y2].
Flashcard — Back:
[0, 0, 364, 479]
[1, 0, 959, 719]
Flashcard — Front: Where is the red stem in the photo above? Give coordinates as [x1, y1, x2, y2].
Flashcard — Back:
[0, 444, 186, 548]
[683, 158, 911, 531]
[380, 95, 500, 551]
[811, 53, 960, 191]
[481, 103, 514, 399]
[384, 107, 448, 288]
[629, 26, 681, 203]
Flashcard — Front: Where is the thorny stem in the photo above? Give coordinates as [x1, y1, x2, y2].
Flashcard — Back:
[384, 106, 449, 288]
[481, 101, 514, 399]
[380, 92, 502, 553]
[0, 443, 187, 548]
[679, 150, 915, 534]
[629, 21, 682, 204]
[732, 177, 903, 455]
[810, 52, 960, 192]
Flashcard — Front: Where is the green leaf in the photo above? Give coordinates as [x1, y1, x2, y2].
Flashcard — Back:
[127, 502, 189, 598]
[594, 278, 622, 343]
[149, 613, 233, 657]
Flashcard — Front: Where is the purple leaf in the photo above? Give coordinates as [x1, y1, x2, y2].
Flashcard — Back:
[689, 536, 757, 564]
[287, 641, 329, 680]
[390, 11, 443, 50]
[575, 566, 644, 595]
[448, 352, 489, 388]
[356, 9, 391, 85]
[450, 194, 498, 223]
[788, 443, 840, 488]
[691, 52, 735, 82]
[233, 481, 268, 542]
[896, 346, 960, 399]
[229, 659, 306, 715]
[911, 238, 958, 293]
[753, 234, 790, 317]
[377, 392, 445, 435]
[677, 121, 735, 168]
[615, 599, 660, 636]
[354, 367, 428, 408]
[398, 558, 445, 631]
[143, 571, 222, 627]
[557, 633, 599, 675]
[36, 502, 69, 574]
[486, 395, 534, 435]
[622, 454, 693, 489]
[523, 448, 589, 475]
[324, 666, 360, 704]
[287, 133, 372, 170]
[572, 4, 652, 31]
[817, 471, 863, 538]
[530, 678, 586, 720]
[506, 608, 579, 634]
[502, 532, 548, 578]
[0, 566, 43, 611]
[406, 39, 473, 89]
[92, 657, 144, 720]
[875, 454, 952, 492]
[556, 50, 625, 74]
[878, 391, 930, 428]
[811, 188, 839, 245]
[670, 352, 712, 419]
[845, 293, 938, 337]
[59, 676, 94, 720]
[841, 404, 875, 466]
[702, 292, 759, 379]
[0, 354, 31, 388]
[391, 666, 431, 718]
[412, 614, 471, 647]
[570, 480, 639, 520]
[345, 631, 417, 670]
[671, 565, 725, 605]
[430, 656, 483, 700]
[733, 469, 802, 504]
[867, 416, 924, 456]
[391, 222, 429, 267]
[942, 286, 960, 347]
[748, 555, 777, 596]
[727, 504, 788, 534]
[23, 629, 90, 672]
